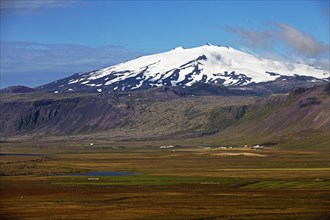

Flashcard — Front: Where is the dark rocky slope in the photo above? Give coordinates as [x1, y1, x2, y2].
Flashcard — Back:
[210, 83, 330, 148]
[0, 88, 255, 138]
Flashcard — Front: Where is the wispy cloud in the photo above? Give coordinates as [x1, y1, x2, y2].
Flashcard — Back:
[226, 27, 276, 50]
[227, 22, 329, 70]
[0, 0, 76, 14]
[0, 41, 146, 88]
[277, 23, 328, 57]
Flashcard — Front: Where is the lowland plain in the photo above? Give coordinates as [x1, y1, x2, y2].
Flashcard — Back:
[1, 143, 330, 220]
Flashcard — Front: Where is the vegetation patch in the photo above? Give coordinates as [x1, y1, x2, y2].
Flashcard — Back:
[52, 175, 240, 186]
[242, 180, 330, 189]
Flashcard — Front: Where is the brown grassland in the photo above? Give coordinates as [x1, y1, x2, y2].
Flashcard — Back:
[0, 142, 329, 220]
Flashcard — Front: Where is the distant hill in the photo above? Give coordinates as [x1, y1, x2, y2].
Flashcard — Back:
[0, 86, 36, 93]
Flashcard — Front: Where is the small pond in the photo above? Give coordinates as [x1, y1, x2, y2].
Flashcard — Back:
[66, 171, 138, 176]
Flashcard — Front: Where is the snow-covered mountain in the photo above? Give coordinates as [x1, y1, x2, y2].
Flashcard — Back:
[38, 44, 329, 93]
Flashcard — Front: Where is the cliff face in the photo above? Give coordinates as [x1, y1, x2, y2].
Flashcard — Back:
[0, 95, 134, 136]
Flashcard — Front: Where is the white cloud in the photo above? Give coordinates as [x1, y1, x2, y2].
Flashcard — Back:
[0, 0, 76, 13]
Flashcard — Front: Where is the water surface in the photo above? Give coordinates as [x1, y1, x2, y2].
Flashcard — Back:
[66, 171, 137, 176]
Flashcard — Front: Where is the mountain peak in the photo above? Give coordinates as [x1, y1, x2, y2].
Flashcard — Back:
[172, 46, 185, 51]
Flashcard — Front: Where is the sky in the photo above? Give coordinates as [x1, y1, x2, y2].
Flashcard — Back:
[0, 0, 329, 88]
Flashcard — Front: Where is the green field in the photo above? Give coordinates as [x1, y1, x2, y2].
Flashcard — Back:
[1, 144, 330, 219]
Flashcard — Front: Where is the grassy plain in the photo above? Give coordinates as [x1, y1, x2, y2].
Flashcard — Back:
[1, 144, 330, 219]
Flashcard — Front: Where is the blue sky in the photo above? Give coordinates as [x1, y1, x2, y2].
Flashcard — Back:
[1, 0, 329, 88]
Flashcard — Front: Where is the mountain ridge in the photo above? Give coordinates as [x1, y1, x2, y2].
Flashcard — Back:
[1, 84, 329, 149]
